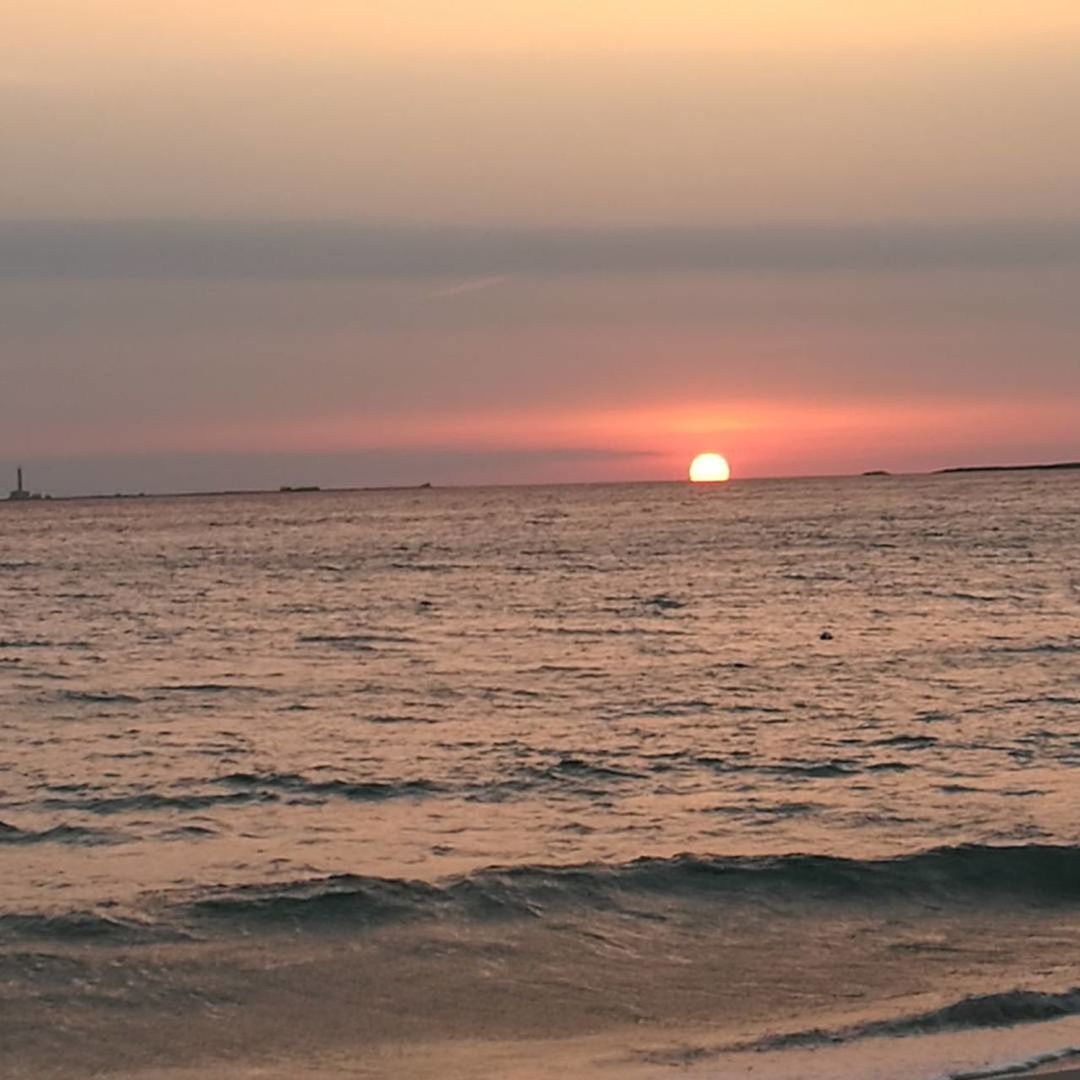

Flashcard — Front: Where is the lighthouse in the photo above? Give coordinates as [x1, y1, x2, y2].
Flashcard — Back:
[8, 467, 31, 501]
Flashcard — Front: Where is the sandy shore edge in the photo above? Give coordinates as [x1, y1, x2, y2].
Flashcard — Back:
[1017, 1059, 1080, 1078]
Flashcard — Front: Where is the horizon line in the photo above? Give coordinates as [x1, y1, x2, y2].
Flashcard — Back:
[5, 460, 1078, 504]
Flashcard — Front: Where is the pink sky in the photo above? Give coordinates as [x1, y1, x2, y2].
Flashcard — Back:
[2, 5, 1078, 492]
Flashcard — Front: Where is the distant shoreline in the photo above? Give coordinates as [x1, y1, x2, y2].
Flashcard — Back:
[3, 463, 1078, 504]
[935, 461, 1080, 474]
[1, 484, 436, 505]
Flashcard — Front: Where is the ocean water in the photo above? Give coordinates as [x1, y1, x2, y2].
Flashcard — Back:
[2, 472, 1079, 1079]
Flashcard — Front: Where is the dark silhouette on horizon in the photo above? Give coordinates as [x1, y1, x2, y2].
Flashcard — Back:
[936, 461, 1080, 474]
[8, 467, 33, 501]
[5, 467, 49, 501]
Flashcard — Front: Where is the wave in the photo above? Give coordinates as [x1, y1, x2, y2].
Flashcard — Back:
[187, 876, 447, 927]
[0, 912, 188, 944]
[182, 844, 1080, 930]
[0, 821, 119, 846]
[34, 774, 442, 816]
[59, 690, 142, 705]
[461, 757, 645, 802]
[635, 988, 1080, 1069]
[949, 1048, 1080, 1080]
[298, 632, 419, 647]
[218, 772, 441, 801]
[992, 639, 1080, 656]
[741, 987, 1080, 1052]
[694, 755, 862, 779]
[4, 846, 1075, 941]
[544, 624, 693, 638]
[41, 790, 273, 814]
[526, 757, 642, 782]
[641, 593, 687, 610]
[363, 713, 439, 725]
[150, 683, 275, 695]
[7, 843, 1080, 947]
[871, 733, 940, 748]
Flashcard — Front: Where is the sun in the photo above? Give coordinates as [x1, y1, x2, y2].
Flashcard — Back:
[688, 452, 731, 483]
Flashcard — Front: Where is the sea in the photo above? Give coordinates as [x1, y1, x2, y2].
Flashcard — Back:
[2, 471, 1080, 1080]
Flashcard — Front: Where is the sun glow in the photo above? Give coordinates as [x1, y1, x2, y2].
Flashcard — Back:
[689, 452, 731, 483]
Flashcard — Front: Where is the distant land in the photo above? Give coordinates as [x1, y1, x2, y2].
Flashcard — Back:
[936, 461, 1080, 474]
[2, 483, 436, 504]
[4, 465, 1080, 504]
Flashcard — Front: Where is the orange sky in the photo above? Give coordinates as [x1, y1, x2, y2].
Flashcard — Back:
[2, 3, 1078, 491]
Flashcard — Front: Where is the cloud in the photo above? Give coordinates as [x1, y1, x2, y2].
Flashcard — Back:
[3, 220, 1080, 280]
[427, 275, 508, 298]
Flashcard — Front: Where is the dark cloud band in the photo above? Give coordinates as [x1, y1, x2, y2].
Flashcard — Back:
[3, 220, 1080, 279]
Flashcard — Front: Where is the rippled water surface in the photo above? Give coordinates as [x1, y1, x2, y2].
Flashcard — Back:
[3, 472, 1080, 1080]
[2, 472, 1079, 907]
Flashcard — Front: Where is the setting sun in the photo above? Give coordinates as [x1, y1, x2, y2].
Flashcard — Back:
[688, 452, 732, 483]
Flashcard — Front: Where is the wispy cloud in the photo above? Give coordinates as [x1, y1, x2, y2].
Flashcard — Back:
[427, 275, 508, 298]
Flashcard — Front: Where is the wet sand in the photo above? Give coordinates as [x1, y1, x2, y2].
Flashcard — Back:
[5, 902, 1080, 1080]
[93, 1032, 1080, 1080]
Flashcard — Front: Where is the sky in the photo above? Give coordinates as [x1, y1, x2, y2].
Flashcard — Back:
[3, 2, 1079, 493]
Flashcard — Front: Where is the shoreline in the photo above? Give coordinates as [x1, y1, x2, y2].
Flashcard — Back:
[71, 1022, 1080, 1080]
[936, 461, 1080, 475]
[1019, 1063, 1080, 1078]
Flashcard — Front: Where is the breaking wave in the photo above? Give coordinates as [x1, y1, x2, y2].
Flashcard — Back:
[182, 843, 1080, 930]
[741, 987, 1080, 1051]
[8, 844, 1080, 946]
[0, 912, 189, 944]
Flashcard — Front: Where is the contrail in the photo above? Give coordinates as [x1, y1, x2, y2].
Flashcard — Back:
[427, 275, 508, 299]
